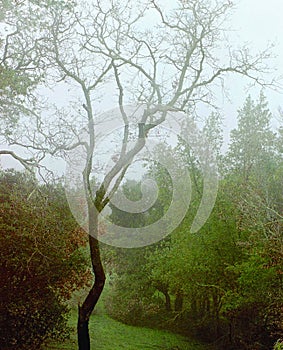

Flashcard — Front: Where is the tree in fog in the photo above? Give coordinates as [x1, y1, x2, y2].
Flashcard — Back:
[1, 1, 277, 349]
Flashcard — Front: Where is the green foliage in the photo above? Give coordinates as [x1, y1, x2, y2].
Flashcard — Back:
[104, 93, 283, 350]
[274, 339, 283, 350]
[225, 92, 275, 178]
[103, 246, 162, 326]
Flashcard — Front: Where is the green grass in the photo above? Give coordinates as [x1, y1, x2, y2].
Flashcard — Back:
[43, 300, 208, 350]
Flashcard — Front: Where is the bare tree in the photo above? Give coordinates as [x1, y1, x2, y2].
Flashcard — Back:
[1, 0, 277, 349]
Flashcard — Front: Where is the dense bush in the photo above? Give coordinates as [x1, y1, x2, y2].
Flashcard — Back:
[0, 170, 90, 349]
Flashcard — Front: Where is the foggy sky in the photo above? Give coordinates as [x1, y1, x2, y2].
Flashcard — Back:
[1, 0, 282, 171]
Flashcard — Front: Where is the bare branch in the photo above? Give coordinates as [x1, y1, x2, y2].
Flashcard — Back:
[0, 150, 35, 171]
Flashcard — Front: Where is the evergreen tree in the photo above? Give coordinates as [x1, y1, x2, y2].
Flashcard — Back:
[227, 92, 275, 180]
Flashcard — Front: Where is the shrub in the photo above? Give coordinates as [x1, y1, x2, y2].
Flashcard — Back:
[0, 170, 89, 349]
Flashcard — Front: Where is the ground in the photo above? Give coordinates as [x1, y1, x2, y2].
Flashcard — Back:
[43, 297, 208, 350]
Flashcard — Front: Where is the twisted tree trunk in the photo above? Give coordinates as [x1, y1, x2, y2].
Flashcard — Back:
[77, 209, 105, 350]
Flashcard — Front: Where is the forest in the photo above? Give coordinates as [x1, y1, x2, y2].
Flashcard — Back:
[0, 1, 282, 350]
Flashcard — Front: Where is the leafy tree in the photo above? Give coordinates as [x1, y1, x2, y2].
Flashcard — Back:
[104, 178, 172, 322]
[226, 92, 275, 179]
[221, 93, 283, 349]
[104, 246, 159, 326]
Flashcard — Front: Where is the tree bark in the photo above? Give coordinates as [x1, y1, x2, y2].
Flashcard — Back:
[174, 290, 183, 312]
[164, 290, 172, 312]
[156, 285, 172, 312]
[77, 209, 106, 350]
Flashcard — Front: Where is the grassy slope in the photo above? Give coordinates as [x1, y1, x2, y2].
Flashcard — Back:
[43, 300, 208, 350]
